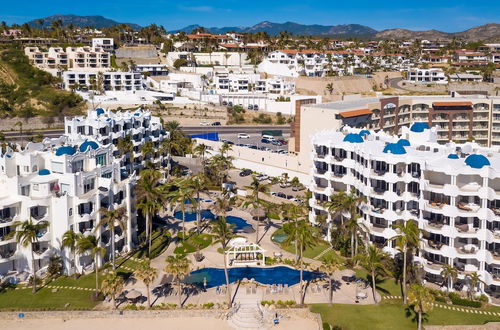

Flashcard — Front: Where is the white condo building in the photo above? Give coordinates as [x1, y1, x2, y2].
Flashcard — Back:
[62, 71, 143, 91]
[310, 123, 500, 301]
[0, 108, 169, 279]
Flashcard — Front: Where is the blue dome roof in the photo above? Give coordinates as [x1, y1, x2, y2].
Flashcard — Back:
[38, 169, 51, 176]
[95, 108, 105, 116]
[134, 113, 140, 116]
[465, 154, 490, 169]
[55, 146, 76, 156]
[359, 130, 371, 137]
[410, 122, 430, 133]
[383, 143, 407, 155]
[343, 133, 364, 143]
[448, 154, 459, 159]
[397, 139, 411, 147]
[79, 141, 99, 152]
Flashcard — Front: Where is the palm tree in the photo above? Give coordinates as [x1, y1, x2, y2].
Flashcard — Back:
[168, 179, 196, 237]
[136, 169, 164, 255]
[77, 235, 105, 296]
[101, 270, 124, 310]
[355, 245, 390, 303]
[243, 176, 270, 243]
[407, 284, 434, 330]
[219, 141, 232, 158]
[392, 219, 421, 304]
[280, 203, 308, 260]
[164, 254, 191, 307]
[326, 83, 334, 95]
[193, 143, 208, 169]
[284, 219, 319, 305]
[117, 135, 133, 166]
[209, 154, 233, 186]
[324, 188, 366, 258]
[210, 215, 235, 306]
[11, 218, 49, 293]
[187, 174, 208, 234]
[96, 207, 127, 270]
[141, 141, 155, 163]
[320, 255, 343, 305]
[62, 230, 79, 277]
[466, 272, 484, 299]
[135, 259, 157, 309]
[440, 264, 458, 293]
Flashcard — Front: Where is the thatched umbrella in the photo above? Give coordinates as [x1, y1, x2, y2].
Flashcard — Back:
[249, 208, 266, 218]
[125, 289, 142, 300]
[339, 269, 356, 277]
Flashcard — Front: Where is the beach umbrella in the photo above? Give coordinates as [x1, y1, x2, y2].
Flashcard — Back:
[339, 269, 355, 277]
[125, 289, 142, 300]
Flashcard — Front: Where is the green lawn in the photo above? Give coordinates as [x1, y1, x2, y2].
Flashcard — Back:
[174, 233, 212, 254]
[355, 269, 402, 297]
[0, 286, 98, 311]
[311, 302, 500, 330]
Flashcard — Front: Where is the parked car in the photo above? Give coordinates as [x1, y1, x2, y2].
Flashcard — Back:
[271, 192, 278, 197]
[279, 181, 291, 188]
[292, 185, 305, 191]
[277, 139, 288, 145]
[261, 138, 271, 144]
[342, 275, 356, 283]
[222, 101, 228, 106]
[249, 145, 258, 149]
[253, 104, 259, 110]
[228, 101, 233, 106]
[200, 121, 210, 126]
[256, 174, 269, 181]
[212, 122, 221, 126]
[239, 169, 252, 177]
[271, 140, 283, 146]
[276, 192, 287, 199]
[225, 141, 234, 145]
[277, 150, 288, 154]
[238, 133, 250, 139]
[247, 104, 254, 110]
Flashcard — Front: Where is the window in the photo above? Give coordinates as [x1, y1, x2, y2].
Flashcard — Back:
[32, 165, 37, 172]
[20, 185, 30, 196]
[60, 183, 70, 195]
[24, 166, 29, 173]
[51, 161, 64, 174]
[77, 126, 85, 134]
[96, 153, 107, 166]
[83, 178, 95, 193]
[69, 208, 72, 216]
[33, 184, 39, 191]
[72, 159, 84, 173]
[67, 126, 71, 134]
[101, 172, 112, 179]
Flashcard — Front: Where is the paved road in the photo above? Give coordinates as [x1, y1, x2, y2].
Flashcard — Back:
[2, 125, 290, 141]
[388, 77, 408, 90]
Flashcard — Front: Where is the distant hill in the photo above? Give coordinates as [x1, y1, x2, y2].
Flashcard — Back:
[26, 14, 142, 31]
[172, 21, 377, 37]
[375, 23, 500, 41]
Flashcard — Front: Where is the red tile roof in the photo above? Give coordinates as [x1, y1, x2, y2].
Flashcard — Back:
[339, 109, 373, 118]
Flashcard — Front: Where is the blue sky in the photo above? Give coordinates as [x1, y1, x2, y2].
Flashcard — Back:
[2, 0, 499, 32]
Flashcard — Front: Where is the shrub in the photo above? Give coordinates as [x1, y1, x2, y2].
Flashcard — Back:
[202, 302, 214, 309]
[449, 292, 482, 308]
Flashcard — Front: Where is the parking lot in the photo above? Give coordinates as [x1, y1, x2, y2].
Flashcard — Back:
[219, 132, 291, 154]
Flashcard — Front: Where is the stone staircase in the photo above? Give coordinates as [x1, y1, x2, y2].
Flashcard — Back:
[228, 303, 265, 330]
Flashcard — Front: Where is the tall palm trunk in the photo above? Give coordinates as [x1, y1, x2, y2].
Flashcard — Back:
[178, 279, 182, 307]
[255, 216, 260, 244]
[145, 212, 151, 255]
[371, 269, 377, 303]
[223, 248, 232, 306]
[350, 230, 355, 259]
[417, 310, 422, 330]
[146, 283, 151, 309]
[402, 247, 407, 304]
[299, 243, 305, 305]
[111, 226, 116, 270]
[30, 246, 37, 293]
[196, 192, 201, 234]
[112, 293, 116, 309]
[182, 206, 186, 238]
[95, 253, 100, 294]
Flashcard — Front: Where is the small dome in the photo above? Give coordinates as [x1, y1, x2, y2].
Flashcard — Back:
[397, 139, 411, 147]
[359, 130, 371, 137]
[447, 154, 459, 159]
[95, 108, 105, 116]
[465, 154, 490, 169]
[410, 122, 430, 133]
[79, 141, 99, 152]
[55, 146, 76, 156]
[383, 143, 406, 155]
[38, 169, 51, 176]
[343, 133, 364, 143]
[134, 113, 140, 116]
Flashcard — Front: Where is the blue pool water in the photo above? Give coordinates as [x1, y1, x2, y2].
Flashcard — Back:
[185, 266, 322, 288]
[225, 216, 252, 231]
[183, 198, 204, 204]
[173, 209, 215, 222]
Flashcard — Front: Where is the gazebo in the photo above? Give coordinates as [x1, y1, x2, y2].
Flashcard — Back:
[225, 242, 265, 267]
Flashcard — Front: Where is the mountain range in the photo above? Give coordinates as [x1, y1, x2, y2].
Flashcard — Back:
[25, 14, 142, 31]
[19, 15, 500, 40]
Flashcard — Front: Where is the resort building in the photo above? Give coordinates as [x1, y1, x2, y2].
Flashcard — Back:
[62, 71, 143, 91]
[214, 73, 295, 95]
[65, 46, 110, 70]
[0, 138, 136, 277]
[24, 47, 68, 71]
[309, 123, 500, 301]
[91, 38, 115, 53]
[407, 68, 448, 84]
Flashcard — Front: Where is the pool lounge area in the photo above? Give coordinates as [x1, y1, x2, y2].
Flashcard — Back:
[173, 210, 253, 231]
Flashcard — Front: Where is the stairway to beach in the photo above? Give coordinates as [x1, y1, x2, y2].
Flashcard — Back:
[228, 303, 265, 330]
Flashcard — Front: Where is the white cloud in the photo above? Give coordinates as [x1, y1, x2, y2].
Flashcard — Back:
[178, 5, 214, 12]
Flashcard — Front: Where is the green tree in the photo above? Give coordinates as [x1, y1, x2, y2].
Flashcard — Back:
[135, 259, 157, 309]
[243, 176, 270, 243]
[10, 218, 49, 293]
[466, 272, 485, 300]
[136, 169, 164, 255]
[392, 219, 421, 304]
[77, 235, 105, 296]
[168, 179, 196, 237]
[164, 254, 191, 307]
[96, 207, 127, 270]
[210, 212, 235, 306]
[62, 230, 80, 277]
[440, 264, 458, 293]
[101, 270, 124, 309]
[284, 219, 319, 305]
[355, 245, 390, 303]
[407, 284, 434, 330]
[187, 174, 209, 234]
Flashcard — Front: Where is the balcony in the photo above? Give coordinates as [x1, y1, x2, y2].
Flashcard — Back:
[456, 202, 480, 213]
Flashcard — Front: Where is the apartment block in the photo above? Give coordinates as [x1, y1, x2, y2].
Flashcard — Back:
[62, 71, 143, 91]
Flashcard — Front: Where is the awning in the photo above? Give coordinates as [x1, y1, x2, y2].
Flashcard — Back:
[432, 101, 472, 107]
[339, 109, 373, 118]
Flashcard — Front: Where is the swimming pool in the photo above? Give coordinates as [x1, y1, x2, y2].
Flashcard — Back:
[184, 266, 322, 288]
[173, 209, 216, 222]
[225, 216, 252, 231]
[271, 232, 289, 244]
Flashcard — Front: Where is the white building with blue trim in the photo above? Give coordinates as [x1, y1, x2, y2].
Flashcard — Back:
[310, 122, 500, 301]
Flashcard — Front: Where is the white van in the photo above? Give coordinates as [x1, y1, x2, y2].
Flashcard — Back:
[261, 135, 276, 141]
